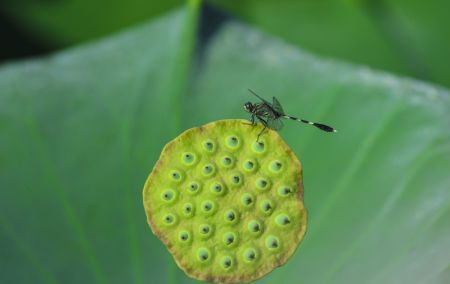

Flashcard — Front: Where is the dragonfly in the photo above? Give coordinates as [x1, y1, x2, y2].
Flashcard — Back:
[244, 89, 337, 141]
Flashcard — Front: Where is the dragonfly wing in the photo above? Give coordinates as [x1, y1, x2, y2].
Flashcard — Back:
[248, 89, 272, 106]
[272, 96, 285, 115]
[266, 116, 284, 131]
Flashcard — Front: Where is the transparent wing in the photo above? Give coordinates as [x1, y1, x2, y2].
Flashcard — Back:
[266, 116, 284, 131]
[248, 89, 272, 106]
[254, 102, 272, 116]
[272, 97, 285, 115]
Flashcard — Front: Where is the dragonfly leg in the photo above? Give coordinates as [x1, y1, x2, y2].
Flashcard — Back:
[256, 126, 267, 142]
[256, 117, 268, 142]
[243, 114, 256, 126]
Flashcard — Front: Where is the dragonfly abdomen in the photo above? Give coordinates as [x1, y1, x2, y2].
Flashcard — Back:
[283, 115, 336, 133]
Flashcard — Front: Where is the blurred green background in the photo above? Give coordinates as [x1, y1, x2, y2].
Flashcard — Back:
[1, 0, 450, 88]
[1, 0, 449, 284]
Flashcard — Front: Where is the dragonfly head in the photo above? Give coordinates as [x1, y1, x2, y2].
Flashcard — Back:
[244, 102, 254, 113]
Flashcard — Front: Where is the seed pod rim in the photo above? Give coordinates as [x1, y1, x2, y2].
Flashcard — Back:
[143, 119, 307, 283]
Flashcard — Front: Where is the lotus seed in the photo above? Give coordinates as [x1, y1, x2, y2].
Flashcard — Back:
[182, 152, 196, 165]
[220, 155, 234, 168]
[197, 248, 211, 263]
[256, 177, 270, 191]
[260, 199, 274, 215]
[223, 209, 239, 225]
[178, 230, 191, 243]
[243, 248, 257, 262]
[275, 213, 291, 226]
[187, 181, 200, 195]
[220, 256, 233, 270]
[210, 181, 225, 195]
[243, 159, 256, 172]
[199, 224, 213, 238]
[241, 193, 254, 207]
[202, 164, 215, 176]
[160, 189, 176, 203]
[270, 160, 283, 173]
[229, 172, 243, 186]
[247, 220, 263, 235]
[251, 141, 265, 153]
[222, 232, 237, 247]
[170, 170, 183, 182]
[182, 203, 194, 217]
[226, 135, 240, 149]
[162, 213, 177, 226]
[201, 200, 216, 215]
[265, 235, 280, 250]
[200, 225, 209, 233]
[278, 186, 292, 197]
[202, 139, 215, 153]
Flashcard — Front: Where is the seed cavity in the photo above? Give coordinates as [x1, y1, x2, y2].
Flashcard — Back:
[256, 177, 270, 191]
[243, 248, 257, 262]
[197, 247, 211, 263]
[265, 235, 280, 250]
[260, 199, 274, 215]
[160, 189, 177, 203]
[224, 209, 238, 224]
[229, 172, 243, 186]
[275, 213, 291, 227]
[243, 159, 257, 172]
[202, 163, 216, 177]
[187, 181, 201, 195]
[278, 186, 292, 197]
[169, 170, 183, 182]
[181, 152, 197, 166]
[201, 200, 216, 215]
[270, 160, 283, 173]
[202, 139, 216, 153]
[178, 230, 191, 243]
[251, 140, 266, 154]
[241, 193, 255, 208]
[222, 232, 238, 247]
[220, 155, 234, 168]
[181, 203, 194, 217]
[162, 213, 177, 226]
[247, 220, 263, 235]
[220, 256, 233, 270]
[210, 181, 225, 195]
[199, 224, 213, 238]
[226, 135, 240, 149]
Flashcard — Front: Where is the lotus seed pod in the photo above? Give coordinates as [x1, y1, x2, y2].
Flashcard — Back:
[143, 119, 307, 283]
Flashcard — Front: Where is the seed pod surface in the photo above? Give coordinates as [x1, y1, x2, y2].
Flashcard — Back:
[143, 119, 307, 283]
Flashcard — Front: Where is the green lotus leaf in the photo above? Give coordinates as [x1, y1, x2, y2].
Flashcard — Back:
[0, 2, 449, 284]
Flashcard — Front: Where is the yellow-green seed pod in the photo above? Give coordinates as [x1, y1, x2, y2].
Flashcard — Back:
[143, 119, 307, 283]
